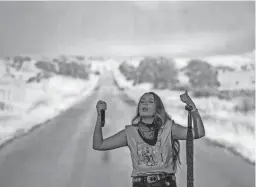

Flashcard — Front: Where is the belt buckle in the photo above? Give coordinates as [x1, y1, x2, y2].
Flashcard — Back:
[146, 175, 158, 183]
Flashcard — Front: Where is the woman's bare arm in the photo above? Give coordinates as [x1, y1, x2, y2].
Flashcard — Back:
[175, 91, 206, 140]
[171, 111, 205, 140]
[93, 114, 127, 151]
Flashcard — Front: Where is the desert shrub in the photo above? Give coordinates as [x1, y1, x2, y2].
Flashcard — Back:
[35, 60, 89, 80]
[35, 60, 57, 73]
[134, 57, 155, 85]
[154, 57, 179, 89]
[119, 57, 179, 90]
[217, 89, 255, 100]
[5, 56, 32, 70]
[134, 57, 179, 89]
[234, 96, 255, 113]
[0, 101, 7, 110]
[88, 56, 106, 61]
[58, 55, 68, 63]
[42, 71, 53, 79]
[119, 61, 137, 81]
[53, 58, 59, 63]
[193, 88, 218, 98]
[94, 71, 100, 75]
[57, 61, 68, 75]
[216, 65, 235, 72]
[66, 63, 74, 76]
[182, 59, 220, 89]
[217, 91, 233, 100]
[76, 55, 85, 61]
[241, 64, 255, 71]
[26, 71, 53, 83]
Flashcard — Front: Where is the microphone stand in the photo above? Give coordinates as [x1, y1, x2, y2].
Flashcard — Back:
[101, 110, 105, 127]
[185, 104, 194, 187]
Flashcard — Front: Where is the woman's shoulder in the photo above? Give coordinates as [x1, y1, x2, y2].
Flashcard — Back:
[125, 124, 138, 134]
[164, 118, 175, 127]
[125, 124, 138, 129]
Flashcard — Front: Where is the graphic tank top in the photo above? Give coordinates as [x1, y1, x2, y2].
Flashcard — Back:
[125, 119, 175, 177]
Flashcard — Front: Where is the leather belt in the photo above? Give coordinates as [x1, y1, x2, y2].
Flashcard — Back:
[132, 173, 175, 184]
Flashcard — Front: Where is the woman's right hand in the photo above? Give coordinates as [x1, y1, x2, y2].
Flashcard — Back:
[96, 100, 107, 115]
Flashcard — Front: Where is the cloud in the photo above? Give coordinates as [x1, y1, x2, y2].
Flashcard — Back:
[0, 1, 254, 57]
[132, 1, 160, 10]
[104, 30, 252, 57]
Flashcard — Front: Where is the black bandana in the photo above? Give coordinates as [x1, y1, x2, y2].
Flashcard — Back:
[137, 119, 159, 146]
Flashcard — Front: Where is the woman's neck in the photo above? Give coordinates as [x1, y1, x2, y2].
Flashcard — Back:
[141, 116, 154, 124]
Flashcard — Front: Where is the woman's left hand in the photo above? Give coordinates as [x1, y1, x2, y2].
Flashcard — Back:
[180, 90, 195, 106]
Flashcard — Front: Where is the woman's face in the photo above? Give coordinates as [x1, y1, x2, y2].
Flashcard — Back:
[139, 93, 156, 117]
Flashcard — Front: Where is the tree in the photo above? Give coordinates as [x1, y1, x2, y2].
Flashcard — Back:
[182, 59, 220, 89]
[119, 61, 137, 81]
[136, 57, 179, 89]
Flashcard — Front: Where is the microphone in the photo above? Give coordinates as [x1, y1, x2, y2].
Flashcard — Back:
[101, 109, 105, 127]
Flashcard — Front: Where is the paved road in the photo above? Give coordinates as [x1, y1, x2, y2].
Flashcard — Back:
[0, 70, 254, 187]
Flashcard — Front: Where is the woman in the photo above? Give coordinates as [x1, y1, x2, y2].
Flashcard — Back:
[93, 91, 205, 187]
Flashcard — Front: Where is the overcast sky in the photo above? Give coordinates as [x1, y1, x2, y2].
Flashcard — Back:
[0, 1, 254, 57]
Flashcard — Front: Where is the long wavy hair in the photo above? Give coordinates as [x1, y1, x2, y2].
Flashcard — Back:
[131, 92, 181, 172]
